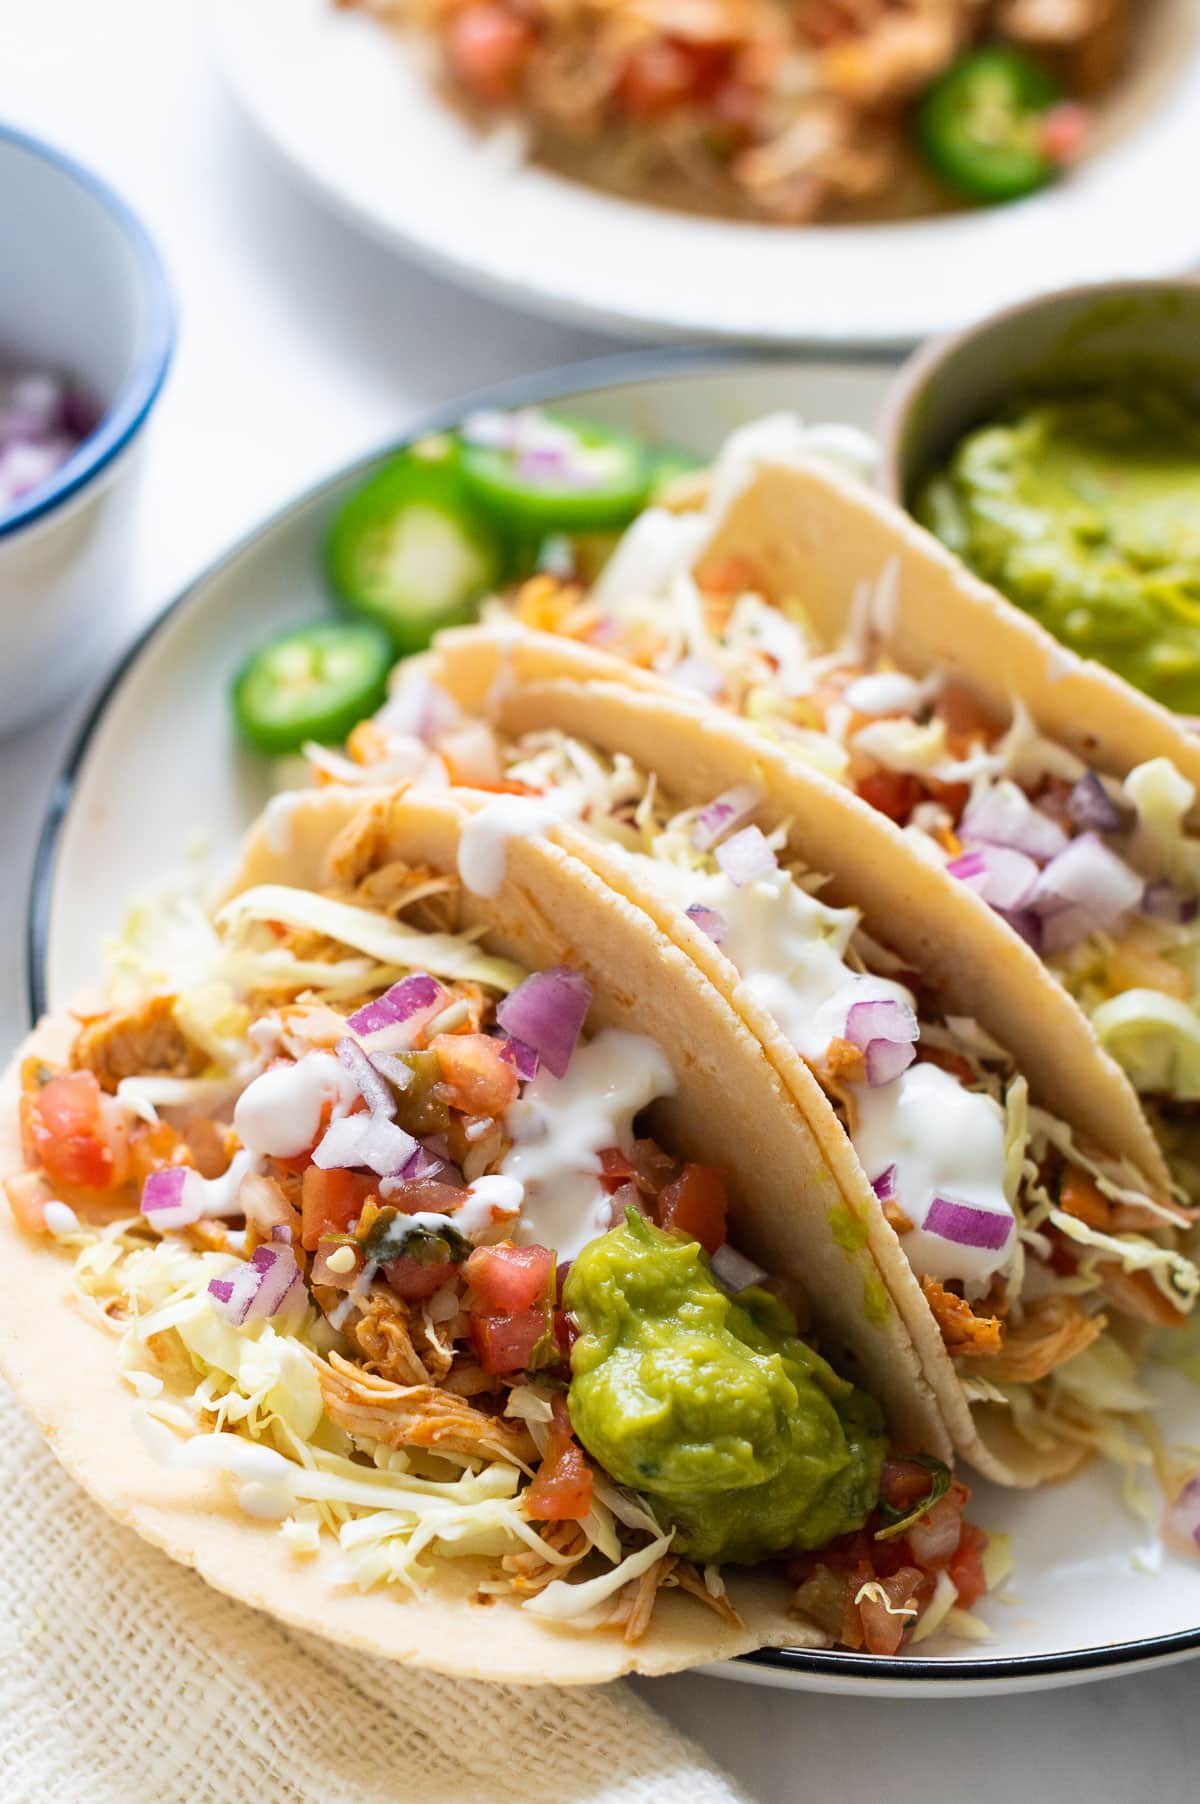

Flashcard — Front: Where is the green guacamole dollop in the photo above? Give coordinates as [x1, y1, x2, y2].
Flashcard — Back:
[563, 1213, 885, 1566]
[917, 388, 1200, 713]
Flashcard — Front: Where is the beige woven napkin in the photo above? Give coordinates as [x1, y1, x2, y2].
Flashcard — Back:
[0, 1382, 752, 1804]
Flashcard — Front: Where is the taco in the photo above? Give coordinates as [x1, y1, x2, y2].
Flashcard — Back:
[1, 785, 993, 1678]
[327, 414, 1200, 1206]
[314, 654, 1199, 1487]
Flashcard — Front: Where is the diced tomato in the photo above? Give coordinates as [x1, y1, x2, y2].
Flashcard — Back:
[447, 2, 534, 103]
[3, 1172, 54, 1233]
[905, 1490, 967, 1569]
[384, 1254, 457, 1300]
[525, 1405, 594, 1521]
[1040, 101, 1089, 166]
[471, 1306, 548, 1374]
[618, 40, 705, 118]
[947, 1519, 989, 1609]
[845, 1564, 928, 1656]
[879, 1456, 937, 1516]
[552, 1307, 579, 1360]
[433, 1033, 519, 1117]
[657, 1163, 727, 1254]
[936, 683, 1001, 757]
[694, 552, 762, 596]
[466, 1241, 554, 1313]
[855, 769, 922, 826]
[23, 1070, 127, 1192]
[598, 1146, 638, 1190]
[924, 778, 970, 824]
[300, 1166, 374, 1251]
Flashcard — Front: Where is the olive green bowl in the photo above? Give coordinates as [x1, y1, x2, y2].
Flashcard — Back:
[878, 278, 1200, 511]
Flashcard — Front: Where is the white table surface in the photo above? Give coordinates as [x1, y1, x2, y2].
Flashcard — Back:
[1, 4, 1198, 1800]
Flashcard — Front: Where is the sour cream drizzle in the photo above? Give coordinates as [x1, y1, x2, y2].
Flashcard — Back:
[457, 793, 580, 900]
[233, 1052, 359, 1161]
[501, 1030, 675, 1260]
[660, 862, 1015, 1285]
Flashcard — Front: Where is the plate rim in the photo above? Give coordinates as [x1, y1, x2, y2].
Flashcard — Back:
[25, 342, 1200, 1689]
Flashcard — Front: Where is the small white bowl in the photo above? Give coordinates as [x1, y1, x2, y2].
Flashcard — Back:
[0, 125, 174, 735]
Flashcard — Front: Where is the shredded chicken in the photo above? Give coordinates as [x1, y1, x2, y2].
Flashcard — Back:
[978, 1293, 1103, 1384]
[314, 1349, 536, 1464]
[921, 1276, 1005, 1359]
[348, 1290, 432, 1386]
[72, 995, 201, 1090]
[1097, 1264, 1188, 1329]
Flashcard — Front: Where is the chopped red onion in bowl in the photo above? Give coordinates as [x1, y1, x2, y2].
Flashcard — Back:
[496, 966, 591, 1079]
[497, 1032, 540, 1081]
[691, 784, 762, 852]
[924, 1195, 1013, 1253]
[0, 365, 98, 518]
[140, 1166, 202, 1232]
[715, 825, 777, 886]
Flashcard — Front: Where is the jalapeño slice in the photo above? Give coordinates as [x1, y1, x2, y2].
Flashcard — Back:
[456, 410, 652, 535]
[915, 47, 1063, 204]
[231, 620, 392, 755]
[327, 442, 505, 654]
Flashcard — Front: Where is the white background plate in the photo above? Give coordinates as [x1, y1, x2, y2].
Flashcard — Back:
[30, 354, 1200, 1694]
[212, 0, 1200, 347]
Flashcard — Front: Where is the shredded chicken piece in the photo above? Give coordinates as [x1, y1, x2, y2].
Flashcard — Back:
[348, 1290, 431, 1386]
[617, 1553, 679, 1643]
[72, 995, 201, 1091]
[883, 1199, 914, 1234]
[921, 1276, 1005, 1359]
[314, 1350, 535, 1464]
[978, 1293, 1103, 1383]
[1097, 1264, 1187, 1328]
[822, 1036, 868, 1086]
[670, 1560, 746, 1630]
[501, 1521, 590, 1593]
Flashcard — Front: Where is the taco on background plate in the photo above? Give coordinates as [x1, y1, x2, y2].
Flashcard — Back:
[2, 785, 999, 1678]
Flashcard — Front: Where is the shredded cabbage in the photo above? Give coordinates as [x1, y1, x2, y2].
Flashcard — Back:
[1126, 759, 1200, 887]
[217, 885, 525, 992]
[1091, 989, 1200, 1101]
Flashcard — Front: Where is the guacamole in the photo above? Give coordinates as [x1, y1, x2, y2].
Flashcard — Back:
[917, 388, 1200, 713]
[564, 1213, 885, 1566]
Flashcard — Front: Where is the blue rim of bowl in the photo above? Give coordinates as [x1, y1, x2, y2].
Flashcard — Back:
[0, 122, 175, 541]
[24, 342, 1200, 1687]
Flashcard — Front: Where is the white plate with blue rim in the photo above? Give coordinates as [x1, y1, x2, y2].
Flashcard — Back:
[211, 0, 1200, 348]
[26, 348, 1200, 1696]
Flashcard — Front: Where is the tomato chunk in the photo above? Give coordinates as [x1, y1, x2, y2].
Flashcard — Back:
[300, 1166, 374, 1250]
[526, 1414, 594, 1521]
[448, 2, 533, 103]
[433, 1033, 519, 1117]
[466, 1242, 554, 1313]
[24, 1070, 126, 1192]
[947, 1519, 989, 1608]
[657, 1163, 727, 1254]
[855, 769, 922, 826]
[384, 1253, 458, 1300]
[470, 1306, 548, 1374]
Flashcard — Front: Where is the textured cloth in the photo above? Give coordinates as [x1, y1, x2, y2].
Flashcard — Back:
[0, 1383, 751, 1804]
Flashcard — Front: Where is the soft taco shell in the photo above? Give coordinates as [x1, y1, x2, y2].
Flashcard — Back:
[426, 671, 1111, 1485]
[427, 623, 1171, 1198]
[0, 787, 948, 1682]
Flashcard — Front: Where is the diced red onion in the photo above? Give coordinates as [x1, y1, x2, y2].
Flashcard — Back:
[962, 783, 1068, 863]
[0, 367, 95, 515]
[497, 1033, 540, 1081]
[715, 825, 777, 886]
[710, 1243, 768, 1292]
[948, 843, 1038, 912]
[374, 676, 460, 746]
[1066, 772, 1125, 835]
[336, 1037, 396, 1119]
[691, 784, 762, 852]
[872, 1165, 898, 1202]
[140, 1166, 202, 1232]
[845, 997, 919, 1087]
[239, 1173, 294, 1234]
[997, 906, 1044, 952]
[347, 974, 444, 1038]
[1142, 880, 1200, 925]
[684, 902, 728, 945]
[208, 1243, 303, 1326]
[924, 1195, 1014, 1252]
[368, 1050, 415, 1091]
[401, 1140, 465, 1186]
[270, 1223, 293, 1244]
[1166, 1473, 1200, 1550]
[670, 657, 724, 699]
[496, 967, 591, 1080]
[313, 1111, 417, 1177]
[1029, 833, 1143, 930]
[604, 1181, 650, 1227]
